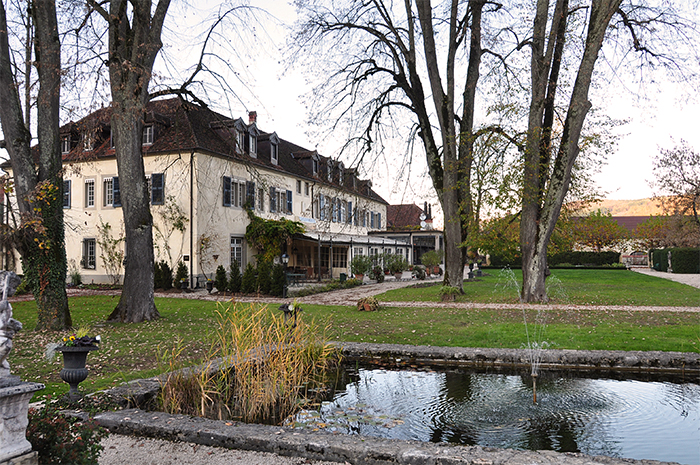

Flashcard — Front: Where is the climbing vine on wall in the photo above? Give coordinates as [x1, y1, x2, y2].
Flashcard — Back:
[244, 209, 304, 263]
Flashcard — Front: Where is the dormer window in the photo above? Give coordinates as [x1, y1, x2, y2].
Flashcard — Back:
[142, 125, 154, 145]
[327, 160, 333, 182]
[249, 133, 257, 156]
[236, 129, 244, 153]
[82, 133, 93, 152]
[312, 158, 319, 175]
[271, 143, 278, 165]
[339, 163, 344, 185]
[61, 136, 71, 154]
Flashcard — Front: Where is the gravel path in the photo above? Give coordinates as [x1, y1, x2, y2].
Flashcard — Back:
[93, 268, 700, 464]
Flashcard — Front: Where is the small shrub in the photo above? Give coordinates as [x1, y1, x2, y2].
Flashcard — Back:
[70, 270, 82, 286]
[174, 261, 188, 288]
[420, 250, 443, 268]
[412, 265, 426, 280]
[386, 254, 408, 274]
[154, 261, 173, 290]
[257, 260, 272, 295]
[270, 264, 285, 297]
[357, 296, 379, 312]
[241, 262, 257, 294]
[439, 285, 461, 301]
[228, 260, 242, 293]
[214, 265, 228, 292]
[27, 400, 108, 465]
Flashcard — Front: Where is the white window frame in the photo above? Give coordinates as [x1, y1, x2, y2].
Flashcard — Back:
[271, 143, 278, 164]
[231, 236, 244, 269]
[85, 179, 95, 208]
[142, 125, 154, 145]
[61, 136, 71, 154]
[249, 134, 257, 155]
[103, 177, 114, 207]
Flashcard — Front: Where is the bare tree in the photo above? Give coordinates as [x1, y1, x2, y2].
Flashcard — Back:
[87, 0, 171, 323]
[0, 0, 72, 330]
[294, 0, 502, 290]
[518, 0, 698, 301]
[652, 140, 700, 227]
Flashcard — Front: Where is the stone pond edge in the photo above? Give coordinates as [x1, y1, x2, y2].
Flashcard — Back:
[93, 343, 700, 465]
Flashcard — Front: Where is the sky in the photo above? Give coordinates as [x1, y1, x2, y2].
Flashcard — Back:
[3, 0, 699, 213]
[203, 1, 700, 207]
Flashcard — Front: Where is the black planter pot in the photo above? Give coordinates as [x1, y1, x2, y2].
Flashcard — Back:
[57, 346, 99, 400]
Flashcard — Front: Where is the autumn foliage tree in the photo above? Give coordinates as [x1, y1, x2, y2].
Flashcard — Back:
[572, 209, 628, 252]
[0, 0, 71, 330]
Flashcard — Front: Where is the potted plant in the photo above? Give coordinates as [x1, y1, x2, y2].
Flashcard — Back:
[206, 278, 213, 293]
[370, 265, 385, 283]
[350, 255, 372, 281]
[46, 329, 100, 400]
[420, 250, 443, 276]
[386, 254, 408, 280]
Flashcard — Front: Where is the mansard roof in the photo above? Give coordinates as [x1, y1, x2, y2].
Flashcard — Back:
[54, 97, 387, 205]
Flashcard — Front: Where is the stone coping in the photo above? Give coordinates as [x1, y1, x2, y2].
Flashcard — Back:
[93, 344, 699, 465]
[94, 408, 678, 465]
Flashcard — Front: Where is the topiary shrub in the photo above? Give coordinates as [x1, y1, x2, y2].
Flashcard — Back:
[256, 259, 272, 295]
[214, 265, 228, 292]
[270, 264, 285, 297]
[228, 260, 242, 293]
[154, 261, 173, 290]
[241, 262, 257, 294]
[173, 261, 188, 288]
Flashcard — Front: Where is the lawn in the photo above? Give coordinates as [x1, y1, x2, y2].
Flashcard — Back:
[7, 269, 700, 399]
[377, 268, 700, 307]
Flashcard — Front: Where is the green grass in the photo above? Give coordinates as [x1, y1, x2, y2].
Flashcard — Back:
[377, 269, 700, 307]
[7, 269, 700, 400]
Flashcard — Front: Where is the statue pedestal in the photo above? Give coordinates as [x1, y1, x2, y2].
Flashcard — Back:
[0, 380, 44, 463]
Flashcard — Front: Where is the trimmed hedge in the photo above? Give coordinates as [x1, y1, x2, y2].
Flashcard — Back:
[670, 248, 700, 273]
[652, 248, 700, 274]
[549, 251, 620, 266]
[489, 251, 620, 268]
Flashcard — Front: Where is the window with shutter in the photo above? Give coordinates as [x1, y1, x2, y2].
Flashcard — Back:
[286, 190, 293, 214]
[270, 186, 277, 212]
[151, 173, 164, 205]
[223, 176, 232, 207]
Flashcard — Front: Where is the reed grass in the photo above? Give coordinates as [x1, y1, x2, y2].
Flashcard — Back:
[159, 301, 339, 424]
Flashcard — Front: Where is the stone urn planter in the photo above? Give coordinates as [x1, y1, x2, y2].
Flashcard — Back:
[206, 280, 213, 293]
[57, 346, 99, 400]
[354, 273, 364, 282]
[394, 272, 403, 280]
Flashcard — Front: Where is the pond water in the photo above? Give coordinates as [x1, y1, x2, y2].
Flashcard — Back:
[290, 366, 700, 465]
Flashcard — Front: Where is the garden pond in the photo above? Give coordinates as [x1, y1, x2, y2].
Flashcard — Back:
[286, 364, 699, 465]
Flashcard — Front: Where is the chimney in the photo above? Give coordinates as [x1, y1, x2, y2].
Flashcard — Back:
[248, 111, 257, 125]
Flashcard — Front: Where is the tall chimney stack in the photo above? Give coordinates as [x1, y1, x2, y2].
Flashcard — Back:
[248, 111, 257, 124]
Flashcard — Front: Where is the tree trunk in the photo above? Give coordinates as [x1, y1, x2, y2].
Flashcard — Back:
[106, 103, 158, 322]
[520, 0, 620, 302]
[91, 0, 170, 322]
[0, 0, 71, 330]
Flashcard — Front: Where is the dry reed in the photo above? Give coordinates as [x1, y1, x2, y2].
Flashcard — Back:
[159, 301, 339, 424]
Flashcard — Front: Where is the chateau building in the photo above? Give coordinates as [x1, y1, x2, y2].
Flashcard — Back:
[4, 97, 410, 284]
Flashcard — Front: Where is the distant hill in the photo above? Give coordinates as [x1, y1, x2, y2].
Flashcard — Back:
[580, 198, 664, 217]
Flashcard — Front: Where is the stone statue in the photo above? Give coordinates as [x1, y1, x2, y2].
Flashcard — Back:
[0, 271, 23, 378]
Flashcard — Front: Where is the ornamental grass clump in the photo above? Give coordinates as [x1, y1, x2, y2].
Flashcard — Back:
[159, 302, 339, 425]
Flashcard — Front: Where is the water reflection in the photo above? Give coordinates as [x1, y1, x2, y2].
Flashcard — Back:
[291, 367, 699, 465]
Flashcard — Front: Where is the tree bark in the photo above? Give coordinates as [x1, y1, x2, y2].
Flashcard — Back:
[90, 0, 170, 322]
[0, 0, 71, 330]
